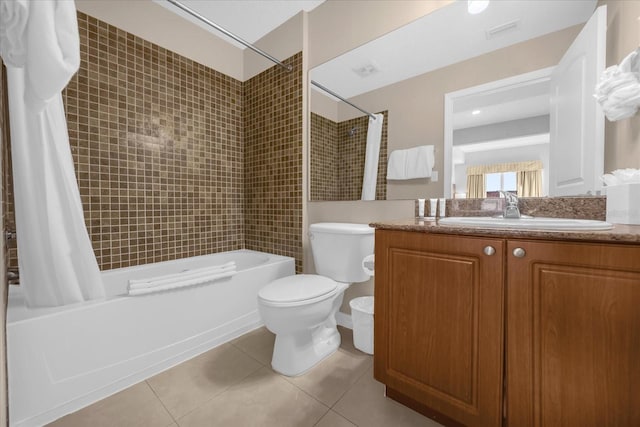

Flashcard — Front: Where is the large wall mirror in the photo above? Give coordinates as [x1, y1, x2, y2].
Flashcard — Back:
[309, 0, 603, 201]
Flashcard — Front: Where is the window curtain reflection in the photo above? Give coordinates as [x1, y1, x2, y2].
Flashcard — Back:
[466, 161, 543, 198]
[517, 170, 542, 197]
[466, 173, 486, 198]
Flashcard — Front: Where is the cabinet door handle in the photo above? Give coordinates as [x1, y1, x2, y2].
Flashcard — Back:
[512, 247, 526, 258]
[483, 246, 496, 256]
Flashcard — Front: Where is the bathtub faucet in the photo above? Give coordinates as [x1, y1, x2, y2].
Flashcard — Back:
[501, 191, 520, 219]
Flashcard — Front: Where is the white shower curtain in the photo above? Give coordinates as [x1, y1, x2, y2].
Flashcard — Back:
[0, 0, 105, 307]
[361, 113, 384, 200]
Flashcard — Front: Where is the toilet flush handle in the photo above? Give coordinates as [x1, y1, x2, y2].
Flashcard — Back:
[362, 254, 375, 277]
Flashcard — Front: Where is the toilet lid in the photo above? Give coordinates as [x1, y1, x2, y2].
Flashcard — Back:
[258, 274, 337, 303]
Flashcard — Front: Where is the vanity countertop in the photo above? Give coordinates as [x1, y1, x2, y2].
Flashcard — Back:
[370, 218, 640, 244]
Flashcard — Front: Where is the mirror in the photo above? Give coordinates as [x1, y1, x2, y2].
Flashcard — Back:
[446, 68, 554, 199]
[309, 0, 599, 201]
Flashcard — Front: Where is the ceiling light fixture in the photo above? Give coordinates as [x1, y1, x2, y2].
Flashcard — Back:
[472, 109, 481, 115]
[468, 0, 489, 15]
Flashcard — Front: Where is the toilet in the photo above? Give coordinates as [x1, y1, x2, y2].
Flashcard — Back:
[257, 222, 374, 376]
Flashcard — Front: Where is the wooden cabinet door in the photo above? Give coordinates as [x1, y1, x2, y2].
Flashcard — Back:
[506, 240, 640, 426]
[374, 230, 504, 427]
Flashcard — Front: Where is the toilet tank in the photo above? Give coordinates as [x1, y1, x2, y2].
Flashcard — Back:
[309, 223, 374, 283]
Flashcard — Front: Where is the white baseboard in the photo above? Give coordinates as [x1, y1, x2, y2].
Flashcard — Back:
[336, 311, 353, 329]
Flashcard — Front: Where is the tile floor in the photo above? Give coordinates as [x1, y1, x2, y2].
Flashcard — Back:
[49, 327, 443, 427]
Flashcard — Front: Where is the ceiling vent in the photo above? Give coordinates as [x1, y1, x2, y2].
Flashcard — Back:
[485, 19, 521, 39]
[352, 61, 380, 78]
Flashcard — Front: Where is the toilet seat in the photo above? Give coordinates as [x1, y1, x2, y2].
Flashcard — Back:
[258, 274, 337, 307]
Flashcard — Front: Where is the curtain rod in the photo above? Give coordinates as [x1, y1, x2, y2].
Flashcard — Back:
[165, 0, 293, 72]
[311, 80, 376, 120]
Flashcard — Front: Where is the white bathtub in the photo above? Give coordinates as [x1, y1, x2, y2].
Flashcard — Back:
[7, 249, 294, 427]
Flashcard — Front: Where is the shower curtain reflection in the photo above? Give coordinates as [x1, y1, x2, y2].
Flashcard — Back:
[361, 113, 384, 200]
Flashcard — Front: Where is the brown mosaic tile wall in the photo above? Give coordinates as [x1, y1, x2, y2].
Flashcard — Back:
[1, 63, 17, 278]
[337, 111, 388, 201]
[3, 13, 305, 274]
[1, 62, 12, 283]
[244, 53, 303, 272]
[310, 112, 339, 201]
[65, 13, 246, 269]
[2, 69, 20, 278]
[309, 111, 388, 201]
[3, 13, 247, 272]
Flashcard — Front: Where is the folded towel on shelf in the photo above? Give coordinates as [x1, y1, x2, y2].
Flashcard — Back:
[127, 261, 237, 295]
[386, 145, 434, 180]
[594, 47, 640, 121]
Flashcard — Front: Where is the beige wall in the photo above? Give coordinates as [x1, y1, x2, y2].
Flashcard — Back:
[310, 90, 339, 122]
[599, 0, 640, 172]
[245, 12, 304, 80]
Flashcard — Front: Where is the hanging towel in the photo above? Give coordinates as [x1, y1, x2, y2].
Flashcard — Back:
[386, 145, 434, 180]
[361, 113, 384, 200]
[128, 261, 237, 295]
[594, 47, 640, 121]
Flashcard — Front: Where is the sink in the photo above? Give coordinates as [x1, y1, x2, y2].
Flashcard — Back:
[438, 216, 614, 231]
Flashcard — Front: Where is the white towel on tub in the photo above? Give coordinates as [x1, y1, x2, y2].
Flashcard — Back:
[128, 261, 236, 295]
[386, 145, 434, 180]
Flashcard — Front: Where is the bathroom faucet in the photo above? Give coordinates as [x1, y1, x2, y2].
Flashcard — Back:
[501, 191, 520, 218]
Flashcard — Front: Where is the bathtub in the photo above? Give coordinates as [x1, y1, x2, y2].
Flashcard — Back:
[7, 249, 294, 427]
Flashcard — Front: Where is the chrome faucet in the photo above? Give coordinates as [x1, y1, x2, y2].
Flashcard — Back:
[501, 191, 521, 218]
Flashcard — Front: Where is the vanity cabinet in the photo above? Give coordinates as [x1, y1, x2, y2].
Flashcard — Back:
[373, 230, 505, 426]
[506, 239, 640, 426]
[374, 229, 640, 427]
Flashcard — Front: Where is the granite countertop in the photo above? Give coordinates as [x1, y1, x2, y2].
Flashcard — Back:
[370, 218, 640, 244]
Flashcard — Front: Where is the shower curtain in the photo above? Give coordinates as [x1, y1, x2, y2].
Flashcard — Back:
[0, 0, 105, 307]
[361, 113, 384, 200]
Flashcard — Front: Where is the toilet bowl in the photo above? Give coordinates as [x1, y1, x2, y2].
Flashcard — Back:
[258, 275, 347, 376]
[257, 223, 374, 376]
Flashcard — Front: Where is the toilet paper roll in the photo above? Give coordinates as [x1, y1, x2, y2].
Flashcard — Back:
[362, 254, 375, 277]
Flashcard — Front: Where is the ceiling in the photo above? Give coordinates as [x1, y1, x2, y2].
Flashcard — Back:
[155, 0, 325, 49]
[311, 0, 597, 100]
[452, 78, 551, 129]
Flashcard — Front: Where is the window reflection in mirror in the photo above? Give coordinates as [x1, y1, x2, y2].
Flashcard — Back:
[486, 172, 516, 198]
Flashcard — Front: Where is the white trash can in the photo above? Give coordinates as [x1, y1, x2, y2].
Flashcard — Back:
[349, 296, 374, 354]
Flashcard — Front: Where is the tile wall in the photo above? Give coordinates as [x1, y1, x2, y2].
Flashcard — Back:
[3, 13, 303, 272]
[2, 66, 16, 275]
[310, 111, 388, 201]
[310, 113, 339, 201]
[244, 53, 303, 272]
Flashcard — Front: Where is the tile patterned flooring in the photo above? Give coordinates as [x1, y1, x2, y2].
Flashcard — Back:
[49, 327, 442, 427]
